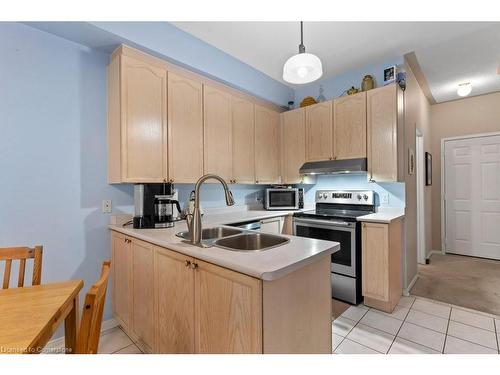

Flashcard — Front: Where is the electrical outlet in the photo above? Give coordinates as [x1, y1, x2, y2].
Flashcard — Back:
[102, 199, 112, 213]
[381, 193, 389, 205]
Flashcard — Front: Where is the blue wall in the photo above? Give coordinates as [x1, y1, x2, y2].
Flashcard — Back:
[0, 22, 134, 323]
[293, 57, 404, 106]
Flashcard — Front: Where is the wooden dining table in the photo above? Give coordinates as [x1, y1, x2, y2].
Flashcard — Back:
[0, 280, 83, 354]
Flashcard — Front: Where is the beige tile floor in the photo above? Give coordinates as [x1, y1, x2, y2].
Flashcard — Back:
[332, 295, 500, 354]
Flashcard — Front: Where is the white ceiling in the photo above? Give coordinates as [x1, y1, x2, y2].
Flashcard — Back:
[172, 22, 500, 102]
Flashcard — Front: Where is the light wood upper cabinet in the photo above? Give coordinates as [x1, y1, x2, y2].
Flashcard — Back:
[255, 105, 280, 184]
[203, 85, 233, 181]
[334, 92, 367, 160]
[305, 101, 334, 162]
[195, 260, 262, 353]
[108, 54, 167, 183]
[131, 238, 155, 351]
[231, 97, 255, 184]
[281, 108, 306, 183]
[155, 247, 195, 354]
[361, 219, 402, 313]
[168, 72, 204, 183]
[111, 232, 132, 328]
[367, 84, 402, 182]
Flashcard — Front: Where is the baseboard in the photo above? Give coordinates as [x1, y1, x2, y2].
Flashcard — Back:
[426, 250, 443, 259]
[44, 318, 119, 350]
[403, 274, 418, 296]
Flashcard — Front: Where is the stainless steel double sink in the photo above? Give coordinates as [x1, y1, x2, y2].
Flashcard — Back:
[176, 227, 290, 251]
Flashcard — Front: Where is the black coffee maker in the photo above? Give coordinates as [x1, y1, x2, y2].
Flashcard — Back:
[133, 183, 182, 229]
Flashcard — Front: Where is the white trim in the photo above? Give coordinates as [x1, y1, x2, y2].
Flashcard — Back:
[43, 318, 119, 351]
[440, 131, 500, 255]
[403, 273, 418, 296]
[427, 250, 443, 259]
[416, 131, 426, 265]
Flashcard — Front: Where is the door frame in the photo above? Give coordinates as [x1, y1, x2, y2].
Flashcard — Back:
[416, 129, 426, 264]
[440, 131, 500, 254]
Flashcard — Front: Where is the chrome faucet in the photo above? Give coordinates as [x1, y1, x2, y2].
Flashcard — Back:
[186, 174, 235, 246]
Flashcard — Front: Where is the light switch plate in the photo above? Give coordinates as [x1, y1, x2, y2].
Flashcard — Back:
[102, 199, 112, 213]
[381, 193, 389, 205]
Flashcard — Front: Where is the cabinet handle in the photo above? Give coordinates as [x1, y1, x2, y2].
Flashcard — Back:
[169, 178, 174, 183]
[232, 179, 236, 184]
[255, 180, 259, 184]
[190, 262, 198, 270]
[184, 260, 191, 268]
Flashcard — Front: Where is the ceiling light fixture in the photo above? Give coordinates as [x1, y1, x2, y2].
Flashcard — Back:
[457, 82, 472, 97]
[283, 22, 323, 85]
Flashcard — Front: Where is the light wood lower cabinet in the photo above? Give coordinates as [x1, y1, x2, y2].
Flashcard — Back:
[111, 230, 331, 353]
[155, 247, 195, 354]
[361, 219, 402, 313]
[131, 238, 154, 351]
[195, 260, 262, 353]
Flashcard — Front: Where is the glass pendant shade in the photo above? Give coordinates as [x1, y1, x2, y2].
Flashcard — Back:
[283, 52, 323, 84]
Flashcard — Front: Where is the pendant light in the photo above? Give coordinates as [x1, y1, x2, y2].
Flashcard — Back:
[283, 22, 323, 84]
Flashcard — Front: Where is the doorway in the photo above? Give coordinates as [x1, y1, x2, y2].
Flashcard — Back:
[416, 130, 426, 264]
[442, 132, 500, 260]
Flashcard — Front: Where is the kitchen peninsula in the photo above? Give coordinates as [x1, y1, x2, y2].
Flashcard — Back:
[109, 209, 339, 354]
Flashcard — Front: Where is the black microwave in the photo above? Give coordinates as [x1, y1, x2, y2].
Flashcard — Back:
[265, 188, 304, 210]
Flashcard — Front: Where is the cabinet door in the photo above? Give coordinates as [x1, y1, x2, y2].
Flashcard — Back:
[168, 72, 204, 183]
[367, 84, 398, 182]
[361, 222, 389, 301]
[259, 217, 283, 234]
[232, 97, 255, 184]
[305, 101, 333, 162]
[255, 105, 280, 184]
[334, 92, 367, 160]
[111, 232, 132, 329]
[194, 260, 262, 353]
[155, 247, 195, 353]
[203, 85, 232, 181]
[121, 55, 167, 182]
[131, 238, 154, 351]
[281, 108, 306, 184]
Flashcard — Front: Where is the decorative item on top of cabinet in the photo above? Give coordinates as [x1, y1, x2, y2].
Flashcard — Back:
[361, 219, 402, 313]
[231, 97, 255, 184]
[333, 92, 367, 160]
[366, 83, 405, 183]
[168, 72, 204, 183]
[300, 96, 317, 107]
[361, 75, 375, 91]
[255, 105, 280, 184]
[203, 85, 233, 181]
[108, 53, 167, 183]
[305, 101, 333, 162]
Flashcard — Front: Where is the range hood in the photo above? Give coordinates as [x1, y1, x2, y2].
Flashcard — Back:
[299, 158, 367, 176]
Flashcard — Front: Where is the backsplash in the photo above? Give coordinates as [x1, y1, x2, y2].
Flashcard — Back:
[299, 175, 405, 208]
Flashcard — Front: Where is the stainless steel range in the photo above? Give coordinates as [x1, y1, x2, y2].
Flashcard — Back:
[293, 190, 375, 305]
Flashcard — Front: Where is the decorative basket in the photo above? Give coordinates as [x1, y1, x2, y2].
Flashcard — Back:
[300, 96, 317, 107]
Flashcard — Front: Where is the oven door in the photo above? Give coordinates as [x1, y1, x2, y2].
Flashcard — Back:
[265, 189, 299, 210]
[293, 218, 357, 277]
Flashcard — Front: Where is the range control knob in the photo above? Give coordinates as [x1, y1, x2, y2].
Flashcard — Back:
[357, 194, 362, 200]
[363, 194, 369, 201]
[322, 193, 328, 199]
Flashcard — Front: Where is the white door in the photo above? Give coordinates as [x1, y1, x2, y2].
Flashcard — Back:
[444, 134, 500, 260]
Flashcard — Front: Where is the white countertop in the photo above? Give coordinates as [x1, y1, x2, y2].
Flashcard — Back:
[357, 207, 405, 223]
[109, 207, 338, 281]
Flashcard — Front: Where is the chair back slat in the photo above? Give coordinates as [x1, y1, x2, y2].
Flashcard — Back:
[3, 260, 12, 289]
[76, 261, 111, 354]
[18, 259, 26, 287]
[0, 246, 43, 289]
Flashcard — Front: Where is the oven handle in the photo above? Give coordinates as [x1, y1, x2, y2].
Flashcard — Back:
[292, 217, 355, 228]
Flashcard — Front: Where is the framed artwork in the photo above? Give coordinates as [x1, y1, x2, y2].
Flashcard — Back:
[384, 65, 396, 84]
[425, 152, 432, 186]
[408, 148, 415, 175]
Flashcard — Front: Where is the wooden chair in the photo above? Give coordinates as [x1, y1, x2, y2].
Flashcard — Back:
[75, 260, 111, 354]
[0, 246, 43, 289]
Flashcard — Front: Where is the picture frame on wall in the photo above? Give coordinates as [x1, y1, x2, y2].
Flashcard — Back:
[384, 65, 396, 84]
[425, 152, 432, 186]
